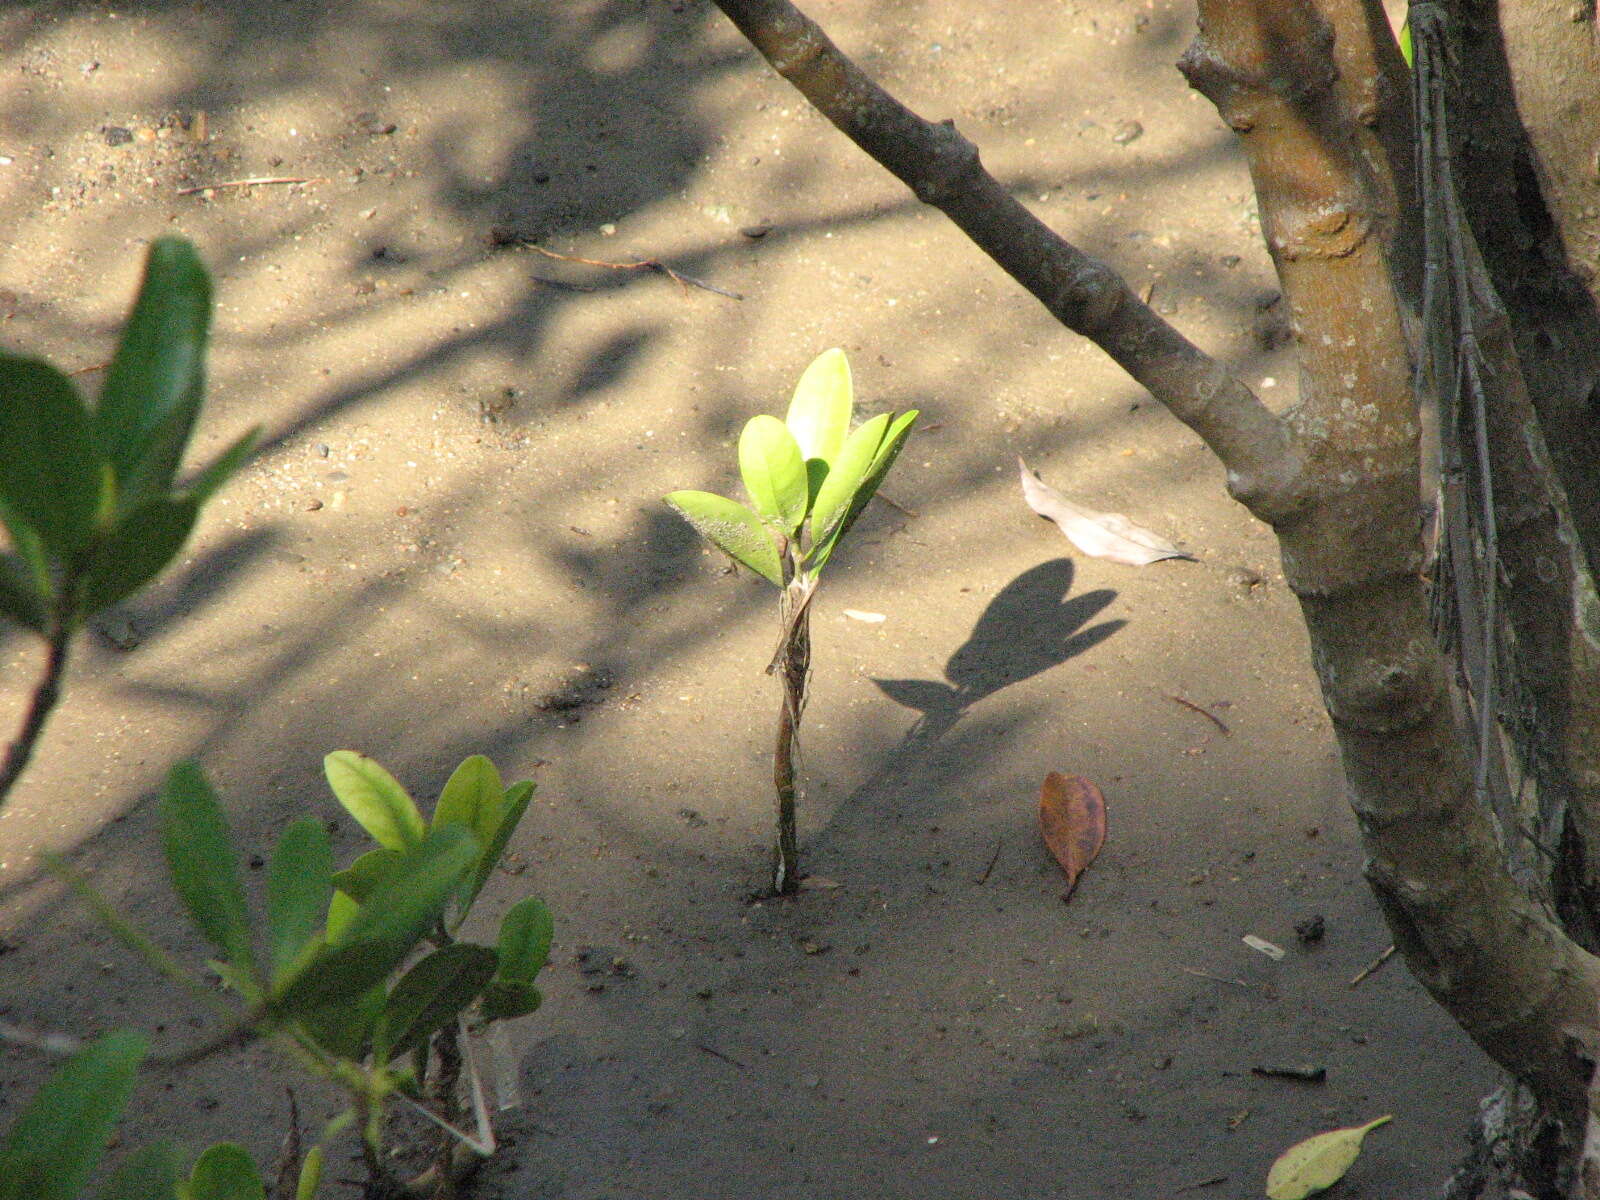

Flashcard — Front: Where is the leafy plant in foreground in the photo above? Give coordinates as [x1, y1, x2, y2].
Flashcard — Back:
[666, 349, 917, 893]
[41, 751, 550, 1198]
[0, 237, 255, 809]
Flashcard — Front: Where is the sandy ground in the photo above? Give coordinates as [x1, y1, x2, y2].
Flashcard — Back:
[0, 1, 1493, 1197]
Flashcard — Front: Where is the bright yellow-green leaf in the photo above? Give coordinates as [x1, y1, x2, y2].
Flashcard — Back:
[738, 414, 808, 533]
[785, 348, 853, 465]
[665, 490, 783, 586]
[807, 412, 889, 558]
[1265, 1115, 1392, 1200]
[323, 751, 426, 851]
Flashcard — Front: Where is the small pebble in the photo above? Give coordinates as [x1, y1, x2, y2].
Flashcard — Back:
[1111, 119, 1144, 145]
[314, 442, 330, 458]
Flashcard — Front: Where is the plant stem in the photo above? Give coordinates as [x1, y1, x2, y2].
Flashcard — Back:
[771, 579, 811, 895]
[0, 619, 72, 810]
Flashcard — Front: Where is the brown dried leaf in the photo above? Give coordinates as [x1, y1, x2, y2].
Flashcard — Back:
[1039, 772, 1107, 897]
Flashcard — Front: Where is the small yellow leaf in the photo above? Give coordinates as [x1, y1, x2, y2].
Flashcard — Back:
[1265, 1115, 1392, 1200]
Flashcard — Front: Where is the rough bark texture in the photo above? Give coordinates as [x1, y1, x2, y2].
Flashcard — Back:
[710, 0, 1600, 1190]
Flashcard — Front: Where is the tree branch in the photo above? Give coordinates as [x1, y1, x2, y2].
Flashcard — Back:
[710, 0, 1306, 523]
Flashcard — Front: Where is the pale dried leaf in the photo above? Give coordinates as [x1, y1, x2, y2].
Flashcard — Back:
[842, 609, 886, 623]
[1266, 1116, 1392, 1200]
[1243, 934, 1286, 961]
[1019, 458, 1194, 566]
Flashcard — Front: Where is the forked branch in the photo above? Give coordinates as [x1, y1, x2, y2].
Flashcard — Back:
[710, 0, 1305, 523]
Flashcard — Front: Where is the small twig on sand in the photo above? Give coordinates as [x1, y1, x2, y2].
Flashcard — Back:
[1349, 943, 1396, 987]
[697, 1043, 748, 1071]
[177, 176, 326, 196]
[68, 361, 111, 376]
[523, 242, 743, 300]
[1181, 966, 1252, 989]
[873, 491, 918, 518]
[974, 837, 1003, 885]
[1166, 693, 1230, 735]
[1175, 1176, 1229, 1193]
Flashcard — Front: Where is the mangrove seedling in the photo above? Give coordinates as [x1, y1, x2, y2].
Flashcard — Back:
[666, 349, 917, 894]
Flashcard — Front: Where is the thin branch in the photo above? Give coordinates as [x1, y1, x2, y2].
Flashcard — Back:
[176, 176, 325, 196]
[710, 0, 1304, 519]
[0, 622, 72, 809]
[522, 243, 743, 301]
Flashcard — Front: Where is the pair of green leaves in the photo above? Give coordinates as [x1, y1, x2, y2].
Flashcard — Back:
[666, 348, 918, 587]
[0, 1032, 285, 1200]
[0, 238, 255, 634]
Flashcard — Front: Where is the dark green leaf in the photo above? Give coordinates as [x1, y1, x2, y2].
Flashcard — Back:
[433, 754, 502, 842]
[738, 414, 808, 533]
[0, 353, 104, 562]
[330, 847, 404, 905]
[478, 980, 542, 1023]
[77, 494, 199, 616]
[460, 779, 535, 918]
[495, 897, 553, 983]
[267, 818, 333, 988]
[0, 1030, 146, 1200]
[95, 238, 212, 508]
[323, 750, 425, 851]
[160, 761, 256, 977]
[271, 825, 480, 1015]
[0, 552, 47, 634]
[94, 1143, 180, 1200]
[379, 943, 497, 1059]
[186, 1143, 265, 1200]
[185, 426, 258, 506]
[784, 348, 853, 464]
[664, 490, 782, 586]
[295, 983, 384, 1061]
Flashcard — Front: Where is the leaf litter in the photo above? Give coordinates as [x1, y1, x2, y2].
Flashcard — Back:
[1019, 457, 1195, 565]
[1038, 772, 1106, 898]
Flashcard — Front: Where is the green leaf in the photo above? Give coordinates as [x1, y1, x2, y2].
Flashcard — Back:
[478, 979, 542, 1023]
[323, 750, 426, 852]
[495, 897, 553, 983]
[0, 1030, 146, 1200]
[433, 755, 503, 842]
[186, 1143, 265, 1200]
[331, 847, 405, 905]
[267, 818, 333, 988]
[0, 353, 105, 562]
[77, 494, 200, 616]
[0, 552, 47, 634]
[810, 409, 917, 572]
[784, 348, 853, 465]
[95, 238, 213, 509]
[271, 825, 481, 1015]
[295, 983, 384, 1060]
[160, 761, 256, 976]
[460, 779, 535, 919]
[295, 1146, 324, 1200]
[1266, 1115, 1392, 1200]
[664, 490, 782, 586]
[737, 414, 808, 533]
[324, 888, 358, 944]
[805, 411, 890, 564]
[95, 1143, 181, 1200]
[379, 943, 497, 1059]
[186, 426, 259, 506]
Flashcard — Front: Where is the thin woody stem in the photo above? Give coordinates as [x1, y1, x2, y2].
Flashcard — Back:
[0, 619, 74, 810]
[771, 578, 811, 895]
